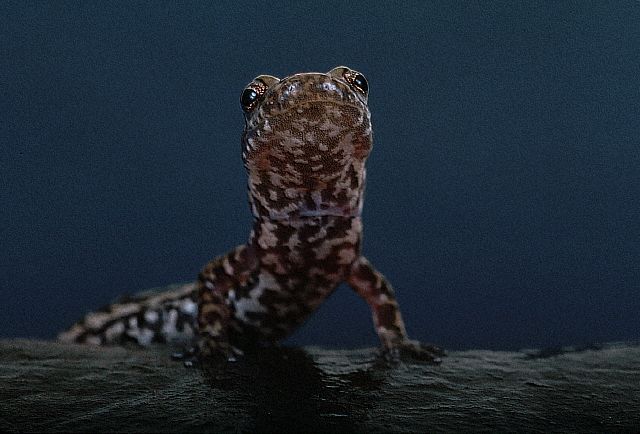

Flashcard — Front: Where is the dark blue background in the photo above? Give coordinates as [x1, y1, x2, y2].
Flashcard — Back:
[2, 1, 639, 350]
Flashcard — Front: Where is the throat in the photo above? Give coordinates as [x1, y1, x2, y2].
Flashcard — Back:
[249, 215, 363, 277]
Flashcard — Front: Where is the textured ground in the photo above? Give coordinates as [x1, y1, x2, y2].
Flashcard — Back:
[1, 339, 639, 433]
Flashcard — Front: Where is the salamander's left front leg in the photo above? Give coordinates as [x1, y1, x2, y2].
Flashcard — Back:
[347, 256, 445, 364]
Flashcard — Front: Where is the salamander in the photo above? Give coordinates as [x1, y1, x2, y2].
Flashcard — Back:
[59, 66, 444, 364]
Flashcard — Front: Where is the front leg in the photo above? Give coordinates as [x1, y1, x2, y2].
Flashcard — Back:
[196, 244, 258, 361]
[347, 256, 445, 363]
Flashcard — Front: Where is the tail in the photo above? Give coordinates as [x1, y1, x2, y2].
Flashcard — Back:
[58, 283, 199, 347]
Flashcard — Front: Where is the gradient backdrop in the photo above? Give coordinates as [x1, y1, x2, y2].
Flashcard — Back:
[2, 1, 639, 350]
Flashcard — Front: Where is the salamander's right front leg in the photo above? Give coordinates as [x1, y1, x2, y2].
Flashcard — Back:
[347, 256, 445, 364]
[196, 245, 257, 362]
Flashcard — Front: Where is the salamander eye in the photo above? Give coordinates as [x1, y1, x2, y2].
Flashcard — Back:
[343, 70, 369, 97]
[240, 81, 268, 112]
[241, 87, 260, 111]
[240, 75, 279, 113]
[351, 73, 368, 95]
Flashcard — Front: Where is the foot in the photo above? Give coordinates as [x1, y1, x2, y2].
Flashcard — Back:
[171, 345, 243, 368]
[384, 340, 446, 364]
[171, 346, 200, 368]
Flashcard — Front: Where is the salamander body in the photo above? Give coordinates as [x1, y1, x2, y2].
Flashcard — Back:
[59, 66, 443, 363]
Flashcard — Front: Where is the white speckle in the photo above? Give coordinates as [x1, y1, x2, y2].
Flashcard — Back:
[311, 191, 323, 207]
[286, 232, 301, 251]
[305, 131, 316, 144]
[137, 328, 155, 346]
[258, 221, 279, 249]
[284, 188, 298, 199]
[205, 281, 214, 290]
[144, 310, 159, 324]
[129, 317, 138, 328]
[319, 118, 342, 137]
[223, 257, 234, 275]
[338, 248, 356, 265]
[104, 322, 126, 343]
[378, 294, 390, 304]
[162, 309, 178, 338]
[233, 272, 275, 325]
[180, 299, 197, 316]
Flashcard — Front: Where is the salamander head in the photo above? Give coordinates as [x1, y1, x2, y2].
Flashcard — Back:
[240, 66, 373, 220]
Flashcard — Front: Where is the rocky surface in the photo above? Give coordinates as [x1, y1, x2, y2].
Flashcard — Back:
[1, 339, 639, 432]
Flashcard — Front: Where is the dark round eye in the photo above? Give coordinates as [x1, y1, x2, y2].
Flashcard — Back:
[240, 87, 260, 112]
[351, 73, 368, 95]
[343, 70, 369, 96]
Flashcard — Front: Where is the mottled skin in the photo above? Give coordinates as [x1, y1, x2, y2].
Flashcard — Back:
[197, 66, 442, 362]
[59, 66, 443, 364]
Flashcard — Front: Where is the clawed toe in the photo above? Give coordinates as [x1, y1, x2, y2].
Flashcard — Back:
[383, 340, 446, 364]
[171, 346, 200, 367]
[171, 345, 244, 368]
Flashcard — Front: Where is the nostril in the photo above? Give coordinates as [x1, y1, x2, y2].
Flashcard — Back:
[277, 81, 302, 105]
[320, 81, 343, 97]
